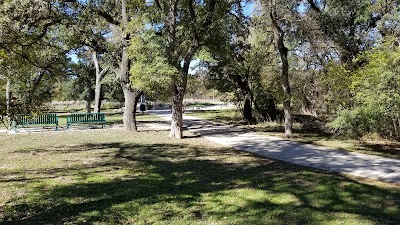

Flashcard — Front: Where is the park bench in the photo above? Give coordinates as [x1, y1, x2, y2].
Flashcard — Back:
[66, 113, 105, 129]
[14, 114, 59, 131]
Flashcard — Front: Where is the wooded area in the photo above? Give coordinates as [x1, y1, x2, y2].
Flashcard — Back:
[0, 0, 399, 139]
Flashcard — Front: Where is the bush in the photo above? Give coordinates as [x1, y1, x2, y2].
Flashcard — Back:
[102, 102, 123, 110]
[329, 106, 387, 137]
[330, 38, 400, 139]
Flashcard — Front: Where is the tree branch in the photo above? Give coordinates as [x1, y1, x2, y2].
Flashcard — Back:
[270, 12, 283, 35]
[96, 9, 120, 26]
[188, 0, 196, 21]
[307, 0, 322, 13]
[203, 0, 216, 28]
[62, 0, 120, 25]
[154, 0, 163, 11]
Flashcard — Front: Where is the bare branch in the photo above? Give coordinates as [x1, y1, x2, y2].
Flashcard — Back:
[188, 0, 196, 21]
[307, 0, 322, 13]
[154, 0, 163, 11]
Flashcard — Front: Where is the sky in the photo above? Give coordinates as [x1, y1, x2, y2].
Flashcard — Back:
[243, 1, 255, 16]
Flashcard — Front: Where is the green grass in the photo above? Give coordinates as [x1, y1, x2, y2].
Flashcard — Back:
[0, 130, 399, 224]
[187, 109, 241, 123]
[187, 109, 400, 159]
[100, 111, 161, 126]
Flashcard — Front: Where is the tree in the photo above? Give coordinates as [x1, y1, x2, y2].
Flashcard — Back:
[203, 3, 265, 123]
[297, 0, 398, 116]
[69, 57, 96, 113]
[144, 0, 234, 138]
[304, 0, 394, 63]
[257, 0, 298, 137]
[62, 0, 142, 131]
[92, 51, 109, 113]
[66, 12, 112, 113]
[129, 27, 177, 102]
[0, 0, 74, 117]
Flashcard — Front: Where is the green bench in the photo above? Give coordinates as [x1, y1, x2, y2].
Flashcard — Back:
[66, 113, 106, 129]
[15, 114, 59, 131]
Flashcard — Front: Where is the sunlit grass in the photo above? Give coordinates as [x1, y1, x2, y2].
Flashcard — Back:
[187, 109, 241, 123]
[0, 130, 399, 224]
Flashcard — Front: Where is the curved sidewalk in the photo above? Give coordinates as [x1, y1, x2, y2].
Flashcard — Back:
[152, 111, 400, 184]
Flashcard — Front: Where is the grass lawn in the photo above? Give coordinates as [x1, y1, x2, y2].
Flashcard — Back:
[0, 129, 399, 224]
[187, 109, 400, 159]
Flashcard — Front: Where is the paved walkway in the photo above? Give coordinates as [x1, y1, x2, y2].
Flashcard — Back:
[151, 110, 400, 184]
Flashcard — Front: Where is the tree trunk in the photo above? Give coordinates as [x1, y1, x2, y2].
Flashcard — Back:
[93, 51, 101, 113]
[243, 93, 253, 124]
[92, 51, 108, 113]
[119, 0, 139, 131]
[169, 44, 198, 138]
[120, 48, 139, 131]
[169, 88, 184, 138]
[85, 78, 92, 113]
[94, 74, 102, 113]
[122, 87, 140, 131]
[279, 41, 293, 137]
[270, 1, 292, 137]
[6, 78, 10, 114]
[86, 99, 91, 113]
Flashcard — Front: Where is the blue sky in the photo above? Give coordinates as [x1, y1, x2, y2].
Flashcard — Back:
[243, 1, 255, 16]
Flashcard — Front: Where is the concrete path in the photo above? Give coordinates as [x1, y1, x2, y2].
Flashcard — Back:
[151, 110, 400, 184]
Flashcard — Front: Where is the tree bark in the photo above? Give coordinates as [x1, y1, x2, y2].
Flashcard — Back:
[122, 86, 140, 131]
[93, 51, 102, 113]
[243, 93, 253, 124]
[92, 51, 108, 113]
[169, 65, 189, 138]
[85, 78, 92, 113]
[6, 78, 10, 114]
[169, 43, 198, 138]
[169, 88, 185, 138]
[234, 73, 254, 123]
[85, 99, 92, 113]
[120, 38, 139, 131]
[119, 0, 140, 132]
[165, 0, 184, 138]
[270, 0, 293, 137]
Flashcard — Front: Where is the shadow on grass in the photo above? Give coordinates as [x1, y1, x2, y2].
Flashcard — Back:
[356, 142, 400, 159]
[1, 142, 399, 224]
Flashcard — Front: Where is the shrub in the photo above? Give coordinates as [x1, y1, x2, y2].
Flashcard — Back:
[330, 38, 400, 139]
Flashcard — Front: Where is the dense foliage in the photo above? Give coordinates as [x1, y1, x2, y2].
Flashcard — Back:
[331, 38, 400, 138]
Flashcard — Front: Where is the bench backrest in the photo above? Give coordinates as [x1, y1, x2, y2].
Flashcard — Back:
[67, 113, 105, 124]
[16, 114, 58, 125]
